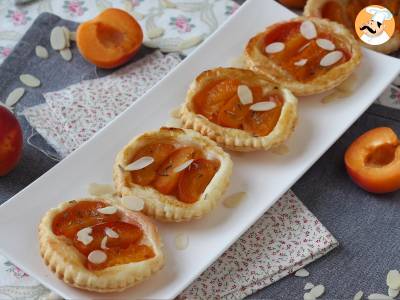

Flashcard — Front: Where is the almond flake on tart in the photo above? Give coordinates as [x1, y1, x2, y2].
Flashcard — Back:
[38, 198, 164, 293]
[113, 127, 233, 222]
[304, 0, 400, 54]
[244, 17, 362, 96]
[179, 67, 298, 152]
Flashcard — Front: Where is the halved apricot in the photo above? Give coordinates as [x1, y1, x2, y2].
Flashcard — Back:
[77, 8, 143, 69]
[217, 95, 250, 129]
[344, 127, 400, 193]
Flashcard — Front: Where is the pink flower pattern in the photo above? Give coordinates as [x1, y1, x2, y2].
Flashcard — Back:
[62, 0, 87, 17]
[5, 10, 30, 26]
[170, 16, 195, 33]
[0, 47, 12, 58]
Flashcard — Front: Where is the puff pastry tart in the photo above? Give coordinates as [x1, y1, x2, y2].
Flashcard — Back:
[244, 17, 362, 96]
[179, 67, 298, 151]
[304, 0, 400, 54]
[113, 127, 233, 222]
[39, 198, 164, 292]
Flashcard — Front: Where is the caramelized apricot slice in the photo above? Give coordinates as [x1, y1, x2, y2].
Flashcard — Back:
[52, 201, 119, 238]
[77, 8, 143, 69]
[128, 143, 176, 186]
[153, 147, 201, 195]
[243, 92, 283, 136]
[178, 159, 220, 203]
[73, 221, 143, 256]
[217, 95, 250, 129]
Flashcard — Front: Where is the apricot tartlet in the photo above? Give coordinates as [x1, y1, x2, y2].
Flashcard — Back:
[304, 0, 400, 54]
[179, 67, 298, 151]
[113, 127, 233, 222]
[244, 17, 362, 96]
[38, 198, 164, 292]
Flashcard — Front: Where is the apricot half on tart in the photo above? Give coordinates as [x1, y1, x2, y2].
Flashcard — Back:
[304, 0, 400, 54]
[38, 198, 164, 292]
[345, 127, 400, 194]
[244, 17, 362, 96]
[179, 67, 298, 152]
[77, 8, 143, 69]
[113, 127, 233, 222]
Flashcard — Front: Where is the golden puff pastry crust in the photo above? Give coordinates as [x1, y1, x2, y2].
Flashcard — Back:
[113, 127, 233, 222]
[244, 17, 362, 96]
[179, 67, 298, 152]
[38, 198, 164, 293]
[304, 0, 400, 54]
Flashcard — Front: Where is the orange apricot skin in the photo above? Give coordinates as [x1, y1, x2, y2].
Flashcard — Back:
[278, 0, 306, 9]
[76, 8, 143, 69]
[344, 127, 400, 194]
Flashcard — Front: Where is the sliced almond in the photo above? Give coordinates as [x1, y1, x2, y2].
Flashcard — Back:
[174, 159, 194, 173]
[250, 101, 276, 112]
[295, 268, 309, 277]
[300, 20, 317, 40]
[310, 285, 325, 298]
[76, 227, 93, 246]
[387, 270, 400, 290]
[175, 232, 189, 250]
[19, 74, 41, 87]
[265, 42, 285, 54]
[237, 85, 253, 105]
[60, 48, 72, 61]
[50, 26, 67, 50]
[5, 87, 25, 107]
[223, 192, 246, 208]
[367, 294, 393, 300]
[88, 183, 114, 196]
[105, 227, 119, 238]
[298, 42, 311, 52]
[62, 26, 70, 48]
[388, 288, 399, 298]
[124, 156, 154, 171]
[353, 291, 363, 300]
[304, 283, 314, 290]
[320, 51, 343, 67]
[304, 292, 316, 300]
[100, 236, 108, 250]
[294, 59, 308, 67]
[121, 195, 144, 211]
[88, 250, 107, 264]
[35, 45, 48, 59]
[97, 206, 117, 215]
[316, 38, 335, 51]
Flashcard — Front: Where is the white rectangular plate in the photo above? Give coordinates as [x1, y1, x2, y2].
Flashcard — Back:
[1, 1, 400, 299]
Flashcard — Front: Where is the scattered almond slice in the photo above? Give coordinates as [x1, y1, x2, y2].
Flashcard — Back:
[298, 42, 311, 52]
[124, 156, 154, 171]
[237, 85, 253, 105]
[19, 74, 41, 88]
[174, 159, 194, 173]
[387, 270, 400, 290]
[88, 250, 107, 264]
[175, 232, 189, 250]
[250, 101, 276, 111]
[294, 59, 308, 67]
[354, 291, 364, 300]
[97, 206, 117, 215]
[271, 144, 289, 155]
[35, 45, 48, 59]
[5, 87, 25, 107]
[265, 42, 285, 54]
[100, 236, 108, 250]
[367, 293, 393, 300]
[310, 285, 325, 298]
[388, 288, 399, 298]
[76, 227, 93, 246]
[50, 26, 67, 50]
[316, 38, 335, 51]
[105, 227, 119, 238]
[60, 48, 72, 61]
[300, 20, 317, 40]
[88, 183, 114, 196]
[320, 51, 343, 67]
[304, 292, 316, 300]
[295, 268, 310, 277]
[62, 26, 71, 48]
[223, 192, 246, 208]
[147, 27, 165, 39]
[121, 195, 144, 211]
[304, 283, 314, 290]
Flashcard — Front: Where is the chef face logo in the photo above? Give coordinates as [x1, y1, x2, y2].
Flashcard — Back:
[355, 5, 395, 46]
